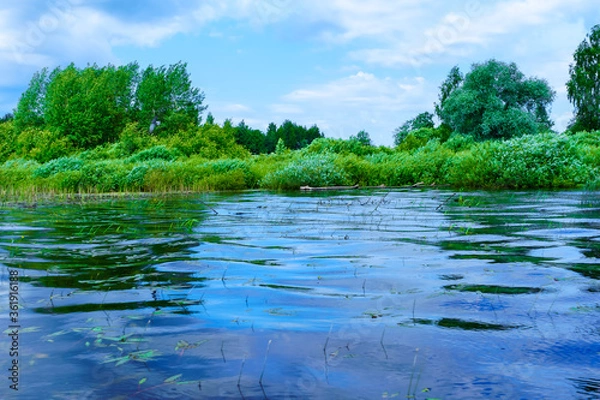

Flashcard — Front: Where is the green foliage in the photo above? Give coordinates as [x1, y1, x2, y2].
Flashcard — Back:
[304, 137, 387, 157]
[0, 121, 17, 162]
[128, 146, 180, 163]
[134, 62, 206, 135]
[33, 156, 83, 178]
[394, 112, 435, 146]
[443, 133, 475, 152]
[13, 69, 49, 132]
[437, 60, 555, 140]
[349, 130, 372, 146]
[448, 133, 592, 188]
[117, 122, 151, 157]
[264, 120, 323, 152]
[43, 64, 136, 149]
[14, 127, 72, 163]
[12, 62, 206, 152]
[234, 120, 265, 154]
[167, 123, 250, 159]
[566, 24, 600, 132]
[261, 154, 349, 190]
[275, 138, 287, 155]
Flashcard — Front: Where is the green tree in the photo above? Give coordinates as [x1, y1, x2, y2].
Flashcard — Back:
[437, 60, 555, 140]
[566, 24, 600, 132]
[43, 63, 136, 148]
[13, 62, 206, 153]
[275, 137, 287, 154]
[134, 62, 206, 134]
[394, 112, 434, 146]
[205, 112, 215, 125]
[234, 120, 266, 154]
[350, 130, 372, 146]
[275, 120, 323, 150]
[265, 122, 278, 153]
[13, 68, 49, 131]
[435, 66, 463, 119]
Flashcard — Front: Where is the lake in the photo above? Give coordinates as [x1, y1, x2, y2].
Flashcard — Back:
[1, 189, 599, 399]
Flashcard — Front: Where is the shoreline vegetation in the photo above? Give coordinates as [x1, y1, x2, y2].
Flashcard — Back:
[2, 25, 600, 200]
[1, 128, 599, 204]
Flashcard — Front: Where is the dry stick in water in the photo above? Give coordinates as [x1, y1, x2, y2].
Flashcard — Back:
[220, 341, 226, 363]
[407, 348, 420, 399]
[237, 356, 246, 399]
[259, 340, 272, 387]
[380, 327, 388, 360]
[323, 325, 332, 383]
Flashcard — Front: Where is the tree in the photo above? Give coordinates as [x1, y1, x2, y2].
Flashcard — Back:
[234, 120, 265, 154]
[205, 112, 215, 125]
[566, 24, 600, 132]
[394, 112, 434, 146]
[134, 62, 206, 134]
[264, 120, 323, 152]
[43, 63, 136, 148]
[437, 60, 555, 140]
[13, 62, 207, 150]
[0, 113, 14, 123]
[350, 130, 372, 146]
[264, 122, 278, 153]
[13, 68, 49, 131]
[435, 66, 463, 119]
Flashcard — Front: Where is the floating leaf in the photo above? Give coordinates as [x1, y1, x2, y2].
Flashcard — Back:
[175, 339, 208, 351]
[165, 374, 182, 383]
[139, 378, 147, 385]
[46, 329, 70, 338]
[115, 357, 130, 367]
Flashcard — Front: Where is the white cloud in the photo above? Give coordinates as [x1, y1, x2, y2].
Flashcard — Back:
[275, 71, 434, 145]
[215, 103, 253, 113]
[343, 0, 593, 67]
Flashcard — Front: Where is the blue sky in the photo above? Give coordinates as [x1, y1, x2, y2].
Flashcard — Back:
[0, 0, 598, 146]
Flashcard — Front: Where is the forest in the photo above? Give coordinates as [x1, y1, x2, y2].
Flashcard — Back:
[0, 25, 599, 197]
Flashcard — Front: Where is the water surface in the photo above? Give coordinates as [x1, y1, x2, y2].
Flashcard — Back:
[1, 190, 599, 399]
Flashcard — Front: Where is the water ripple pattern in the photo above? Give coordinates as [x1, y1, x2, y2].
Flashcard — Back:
[0, 190, 599, 399]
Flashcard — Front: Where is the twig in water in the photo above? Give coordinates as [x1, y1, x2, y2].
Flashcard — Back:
[323, 325, 332, 383]
[199, 200, 218, 215]
[380, 326, 388, 360]
[436, 192, 457, 211]
[259, 340, 272, 388]
[221, 341, 226, 363]
[369, 190, 391, 216]
[221, 267, 228, 288]
[237, 356, 246, 398]
[407, 348, 420, 399]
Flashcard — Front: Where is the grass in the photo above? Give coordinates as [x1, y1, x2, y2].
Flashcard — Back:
[1, 130, 600, 200]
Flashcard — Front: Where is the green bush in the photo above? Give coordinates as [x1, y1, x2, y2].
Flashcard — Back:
[14, 127, 72, 163]
[128, 146, 180, 163]
[448, 133, 593, 188]
[260, 154, 349, 190]
[33, 156, 83, 178]
[444, 133, 475, 152]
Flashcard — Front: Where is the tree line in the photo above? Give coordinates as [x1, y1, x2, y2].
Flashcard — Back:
[394, 24, 600, 146]
[1, 24, 599, 162]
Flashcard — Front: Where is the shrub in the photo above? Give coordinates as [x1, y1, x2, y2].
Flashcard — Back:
[128, 145, 180, 163]
[14, 127, 72, 163]
[444, 133, 475, 152]
[33, 156, 83, 178]
[260, 154, 349, 190]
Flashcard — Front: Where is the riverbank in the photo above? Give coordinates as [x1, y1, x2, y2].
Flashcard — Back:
[1, 131, 599, 199]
